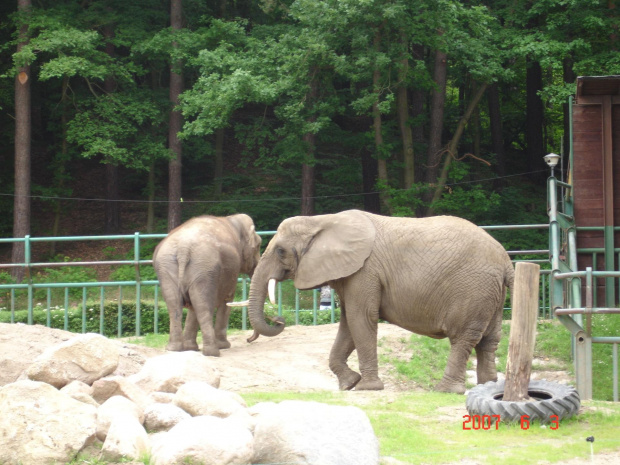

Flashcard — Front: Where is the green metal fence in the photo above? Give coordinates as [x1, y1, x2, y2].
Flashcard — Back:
[1, 224, 551, 339]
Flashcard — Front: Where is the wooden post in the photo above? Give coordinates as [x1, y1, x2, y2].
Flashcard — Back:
[503, 262, 540, 402]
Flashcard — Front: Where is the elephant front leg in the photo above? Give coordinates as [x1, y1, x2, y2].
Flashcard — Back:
[329, 310, 361, 390]
[348, 316, 384, 391]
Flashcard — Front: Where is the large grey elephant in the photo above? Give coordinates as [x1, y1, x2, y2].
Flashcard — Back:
[243, 210, 514, 393]
[153, 214, 262, 357]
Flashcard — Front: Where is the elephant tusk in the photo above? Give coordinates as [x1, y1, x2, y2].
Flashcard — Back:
[268, 278, 277, 305]
[227, 300, 249, 307]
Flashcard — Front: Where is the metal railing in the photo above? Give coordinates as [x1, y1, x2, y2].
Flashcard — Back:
[548, 175, 620, 401]
[1, 224, 551, 337]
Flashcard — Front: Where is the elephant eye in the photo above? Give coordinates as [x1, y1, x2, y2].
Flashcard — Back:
[276, 247, 285, 259]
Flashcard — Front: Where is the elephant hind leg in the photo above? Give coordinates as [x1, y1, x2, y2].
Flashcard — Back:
[436, 331, 481, 394]
[474, 313, 502, 384]
[214, 299, 232, 349]
[182, 306, 200, 351]
[158, 275, 185, 352]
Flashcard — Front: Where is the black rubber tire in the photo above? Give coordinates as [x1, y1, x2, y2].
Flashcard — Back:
[466, 379, 580, 424]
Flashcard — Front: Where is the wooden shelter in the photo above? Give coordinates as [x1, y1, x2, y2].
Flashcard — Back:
[571, 75, 620, 305]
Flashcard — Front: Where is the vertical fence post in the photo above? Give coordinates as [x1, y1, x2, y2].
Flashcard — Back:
[154, 284, 159, 334]
[46, 288, 51, 327]
[10, 289, 15, 324]
[100, 287, 105, 335]
[117, 286, 123, 338]
[504, 262, 540, 401]
[25, 235, 33, 325]
[313, 288, 318, 326]
[295, 288, 300, 325]
[242, 278, 248, 331]
[613, 343, 618, 403]
[63, 288, 69, 330]
[134, 232, 141, 337]
[81, 287, 87, 333]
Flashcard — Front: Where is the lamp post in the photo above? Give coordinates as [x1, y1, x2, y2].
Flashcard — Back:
[543, 153, 561, 178]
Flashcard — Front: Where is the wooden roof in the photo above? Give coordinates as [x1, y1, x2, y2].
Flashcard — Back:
[576, 75, 620, 102]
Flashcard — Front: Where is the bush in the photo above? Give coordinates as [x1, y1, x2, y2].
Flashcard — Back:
[0, 302, 172, 338]
[0, 301, 341, 338]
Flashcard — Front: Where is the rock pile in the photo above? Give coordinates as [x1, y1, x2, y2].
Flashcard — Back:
[0, 331, 380, 465]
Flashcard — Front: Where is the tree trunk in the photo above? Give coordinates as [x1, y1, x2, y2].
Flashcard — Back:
[411, 43, 425, 184]
[146, 158, 155, 233]
[362, 147, 381, 214]
[301, 162, 315, 216]
[11, 0, 32, 283]
[397, 33, 414, 190]
[526, 58, 545, 178]
[487, 82, 506, 188]
[214, 128, 224, 195]
[103, 24, 120, 234]
[167, 0, 184, 231]
[427, 83, 488, 215]
[423, 49, 448, 205]
[562, 56, 576, 170]
[301, 76, 318, 216]
[50, 75, 70, 257]
[372, 27, 390, 213]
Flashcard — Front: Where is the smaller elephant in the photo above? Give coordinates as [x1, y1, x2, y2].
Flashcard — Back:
[153, 214, 262, 356]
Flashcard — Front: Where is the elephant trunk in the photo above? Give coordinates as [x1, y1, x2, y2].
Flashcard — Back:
[247, 260, 286, 342]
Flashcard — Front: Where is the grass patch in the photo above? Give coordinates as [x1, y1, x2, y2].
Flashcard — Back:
[383, 320, 575, 391]
[241, 391, 620, 464]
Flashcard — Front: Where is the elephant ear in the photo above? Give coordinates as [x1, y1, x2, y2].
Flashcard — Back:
[294, 210, 376, 290]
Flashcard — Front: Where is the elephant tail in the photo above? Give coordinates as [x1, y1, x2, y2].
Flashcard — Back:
[176, 246, 191, 289]
[504, 259, 515, 290]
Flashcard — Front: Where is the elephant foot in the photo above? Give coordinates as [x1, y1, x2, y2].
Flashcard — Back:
[435, 379, 466, 394]
[338, 371, 361, 391]
[166, 341, 184, 352]
[183, 341, 200, 351]
[355, 378, 384, 391]
[217, 339, 231, 350]
[202, 345, 221, 357]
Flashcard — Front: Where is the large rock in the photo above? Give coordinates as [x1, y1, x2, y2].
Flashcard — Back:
[97, 395, 144, 441]
[252, 400, 380, 465]
[0, 380, 97, 465]
[26, 333, 119, 388]
[150, 415, 254, 465]
[91, 375, 149, 408]
[61, 380, 99, 407]
[173, 380, 246, 418]
[129, 351, 220, 393]
[0, 323, 75, 386]
[144, 403, 191, 432]
[100, 414, 149, 462]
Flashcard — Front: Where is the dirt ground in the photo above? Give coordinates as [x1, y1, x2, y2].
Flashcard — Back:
[2, 322, 619, 464]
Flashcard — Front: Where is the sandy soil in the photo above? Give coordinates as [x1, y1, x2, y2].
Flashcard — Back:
[1, 322, 619, 464]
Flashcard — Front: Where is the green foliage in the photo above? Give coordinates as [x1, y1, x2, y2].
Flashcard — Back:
[0, 301, 171, 337]
[30, 257, 97, 299]
[590, 314, 620, 401]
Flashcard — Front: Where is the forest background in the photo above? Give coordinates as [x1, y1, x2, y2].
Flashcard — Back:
[1, 0, 619, 281]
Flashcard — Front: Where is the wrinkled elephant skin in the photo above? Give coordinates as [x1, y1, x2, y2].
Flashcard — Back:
[246, 210, 514, 393]
[153, 214, 262, 356]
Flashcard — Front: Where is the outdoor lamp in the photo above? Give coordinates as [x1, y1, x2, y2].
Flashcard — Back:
[543, 153, 561, 177]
